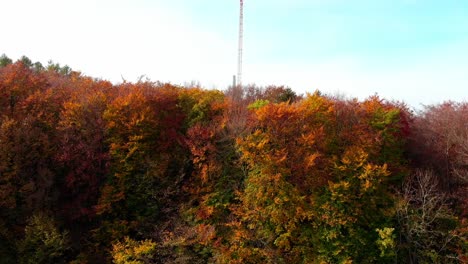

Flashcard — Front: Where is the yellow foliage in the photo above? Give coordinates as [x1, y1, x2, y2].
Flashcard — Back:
[111, 237, 156, 264]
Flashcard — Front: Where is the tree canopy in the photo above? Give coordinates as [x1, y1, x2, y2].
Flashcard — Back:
[0, 56, 466, 263]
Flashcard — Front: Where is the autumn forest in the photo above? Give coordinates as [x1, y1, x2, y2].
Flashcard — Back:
[0, 55, 466, 263]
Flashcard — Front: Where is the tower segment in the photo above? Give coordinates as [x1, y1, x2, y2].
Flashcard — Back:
[237, 0, 244, 87]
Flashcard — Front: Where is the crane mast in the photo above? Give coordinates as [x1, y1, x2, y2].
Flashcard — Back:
[237, 0, 244, 88]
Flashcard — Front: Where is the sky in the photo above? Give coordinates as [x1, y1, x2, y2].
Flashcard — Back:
[2, 0, 468, 107]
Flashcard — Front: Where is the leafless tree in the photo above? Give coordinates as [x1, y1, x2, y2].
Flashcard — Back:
[397, 170, 464, 263]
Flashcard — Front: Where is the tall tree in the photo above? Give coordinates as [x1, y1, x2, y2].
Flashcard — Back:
[0, 53, 13, 67]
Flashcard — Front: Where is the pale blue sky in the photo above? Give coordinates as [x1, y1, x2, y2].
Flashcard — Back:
[2, 0, 467, 107]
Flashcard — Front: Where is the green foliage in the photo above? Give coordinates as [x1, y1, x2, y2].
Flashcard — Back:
[277, 87, 297, 103]
[47, 60, 72, 75]
[314, 148, 395, 263]
[95, 89, 164, 242]
[33, 61, 44, 72]
[178, 88, 225, 127]
[20, 56, 33, 68]
[247, 99, 269, 109]
[0, 53, 12, 67]
[373, 109, 405, 163]
[17, 213, 70, 264]
[376, 227, 396, 258]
